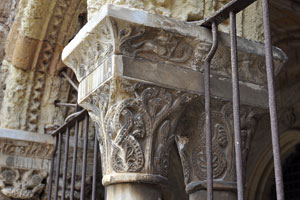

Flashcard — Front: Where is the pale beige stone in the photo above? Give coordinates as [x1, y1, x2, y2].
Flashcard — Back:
[87, 0, 264, 42]
[0, 61, 31, 130]
[21, 0, 57, 40]
[87, 0, 230, 21]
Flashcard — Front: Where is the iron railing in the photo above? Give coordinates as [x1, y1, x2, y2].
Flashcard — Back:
[48, 0, 285, 199]
[190, 0, 285, 199]
[47, 109, 100, 200]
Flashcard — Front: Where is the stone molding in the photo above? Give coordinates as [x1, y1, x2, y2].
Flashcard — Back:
[0, 128, 55, 169]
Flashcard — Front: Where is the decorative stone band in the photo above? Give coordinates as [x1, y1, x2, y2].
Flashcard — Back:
[0, 128, 55, 170]
[78, 55, 270, 108]
[62, 4, 287, 87]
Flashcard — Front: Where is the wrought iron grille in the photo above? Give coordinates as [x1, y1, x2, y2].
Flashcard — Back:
[189, 0, 285, 199]
[47, 109, 100, 200]
[48, 0, 285, 199]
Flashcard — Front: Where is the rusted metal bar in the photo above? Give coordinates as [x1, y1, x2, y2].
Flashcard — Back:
[61, 71, 78, 92]
[61, 127, 70, 200]
[92, 129, 99, 200]
[189, 0, 256, 27]
[54, 133, 62, 200]
[51, 109, 87, 136]
[55, 102, 77, 107]
[47, 135, 58, 200]
[80, 114, 89, 200]
[70, 120, 80, 200]
[230, 11, 244, 200]
[261, 0, 285, 199]
[204, 22, 218, 200]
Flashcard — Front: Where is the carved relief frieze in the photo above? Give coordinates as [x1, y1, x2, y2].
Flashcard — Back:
[175, 97, 261, 193]
[80, 78, 194, 185]
[0, 140, 53, 160]
[115, 21, 195, 67]
[0, 167, 47, 200]
[63, 6, 286, 88]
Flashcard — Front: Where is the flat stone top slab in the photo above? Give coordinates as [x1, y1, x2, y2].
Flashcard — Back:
[0, 128, 55, 144]
[62, 4, 287, 109]
[63, 4, 286, 68]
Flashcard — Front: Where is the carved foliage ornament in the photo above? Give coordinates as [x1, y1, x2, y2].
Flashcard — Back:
[81, 80, 194, 177]
[176, 99, 259, 184]
[0, 168, 47, 199]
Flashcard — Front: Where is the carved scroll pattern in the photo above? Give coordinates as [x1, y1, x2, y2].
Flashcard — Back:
[81, 80, 194, 176]
[176, 99, 260, 184]
[116, 21, 195, 66]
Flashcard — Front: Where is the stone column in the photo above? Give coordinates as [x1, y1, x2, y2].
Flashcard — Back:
[62, 5, 286, 199]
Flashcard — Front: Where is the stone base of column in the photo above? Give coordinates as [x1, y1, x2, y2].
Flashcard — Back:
[106, 183, 162, 200]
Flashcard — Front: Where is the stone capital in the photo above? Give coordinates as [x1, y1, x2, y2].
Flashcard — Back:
[62, 3, 286, 196]
[81, 79, 195, 186]
[175, 98, 264, 198]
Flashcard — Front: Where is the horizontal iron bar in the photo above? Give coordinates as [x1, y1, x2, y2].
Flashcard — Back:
[189, 0, 256, 27]
[55, 102, 77, 107]
[61, 71, 78, 92]
[51, 110, 88, 136]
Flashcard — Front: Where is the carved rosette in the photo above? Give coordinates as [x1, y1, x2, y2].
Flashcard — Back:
[175, 98, 260, 194]
[81, 79, 194, 186]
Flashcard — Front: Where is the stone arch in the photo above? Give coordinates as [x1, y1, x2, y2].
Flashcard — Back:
[0, 0, 87, 133]
[246, 129, 300, 200]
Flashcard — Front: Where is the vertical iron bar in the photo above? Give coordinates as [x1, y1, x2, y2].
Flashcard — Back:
[62, 127, 70, 200]
[47, 135, 58, 200]
[262, 0, 285, 199]
[91, 128, 99, 200]
[230, 11, 244, 200]
[70, 120, 80, 200]
[204, 21, 218, 200]
[54, 133, 62, 200]
[80, 114, 89, 200]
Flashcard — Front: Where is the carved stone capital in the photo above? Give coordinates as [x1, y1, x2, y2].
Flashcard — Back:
[62, 3, 286, 195]
[81, 79, 194, 186]
[175, 97, 263, 196]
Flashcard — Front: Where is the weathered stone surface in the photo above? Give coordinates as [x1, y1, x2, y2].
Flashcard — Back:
[87, 0, 264, 42]
[0, 0, 19, 63]
[0, 128, 55, 169]
[0, 167, 48, 199]
[62, 5, 286, 108]
[62, 5, 286, 199]
[175, 97, 262, 198]
[0, 63, 73, 133]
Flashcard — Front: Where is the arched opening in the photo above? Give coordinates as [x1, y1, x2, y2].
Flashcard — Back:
[271, 144, 300, 199]
[247, 129, 300, 200]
